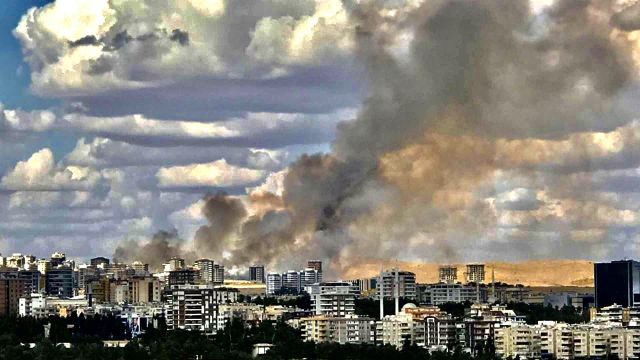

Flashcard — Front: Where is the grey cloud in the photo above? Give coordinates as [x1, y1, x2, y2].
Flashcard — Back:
[68, 35, 101, 48]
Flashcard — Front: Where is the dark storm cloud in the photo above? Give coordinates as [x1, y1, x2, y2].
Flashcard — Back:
[69, 35, 100, 48]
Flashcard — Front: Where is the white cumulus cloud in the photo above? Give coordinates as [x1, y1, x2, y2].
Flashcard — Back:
[156, 159, 265, 188]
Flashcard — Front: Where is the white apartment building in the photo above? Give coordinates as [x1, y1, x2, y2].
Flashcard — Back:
[194, 259, 214, 283]
[164, 285, 238, 334]
[379, 270, 417, 300]
[300, 268, 321, 288]
[19, 293, 89, 318]
[298, 315, 374, 344]
[266, 273, 282, 295]
[420, 283, 486, 305]
[212, 264, 224, 284]
[306, 282, 356, 317]
[377, 303, 426, 349]
[501, 322, 640, 360]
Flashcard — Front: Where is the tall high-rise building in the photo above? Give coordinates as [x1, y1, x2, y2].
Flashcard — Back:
[306, 282, 357, 317]
[282, 270, 301, 293]
[90, 257, 110, 267]
[131, 261, 149, 275]
[307, 260, 323, 272]
[465, 264, 485, 284]
[594, 260, 640, 308]
[0, 278, 28, 315]
[307, 260, 323, 282]
[37, 259, 50, 275]
[46, 266, 74, 298]
[195, 259, 215, 283]
[168, 257, 185, 271]
[213, 264, 225, 284]
[249, 265, 265, 283]
[168, 269, 197, 287]
[300, 268, 321, 287]
[0, 269, 41, 294]
[439, 265, 458, 284]
[266, 273, 282, 295]
[164, 285, 238, 334]
[50, 252, 66, 267]
[379, 270, 417, 300]
[129, 277, 161, 304]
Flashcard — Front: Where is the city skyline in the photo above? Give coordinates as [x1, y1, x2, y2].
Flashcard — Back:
[3, 1, 640, 358]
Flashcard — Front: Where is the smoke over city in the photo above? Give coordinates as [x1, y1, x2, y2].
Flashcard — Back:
[113, 230, 196, 271]
[113, 0, 640, 274]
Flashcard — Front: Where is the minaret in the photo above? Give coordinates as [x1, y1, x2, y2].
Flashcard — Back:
[394, 267, 400, 315]
[379, 265, 384, 319]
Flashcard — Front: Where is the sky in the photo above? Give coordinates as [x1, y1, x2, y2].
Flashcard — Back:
[3, 0, 640, 271]
[0, 0, 358, 261]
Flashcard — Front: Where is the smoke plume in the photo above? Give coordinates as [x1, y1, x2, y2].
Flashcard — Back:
[117, 0, 640, 275]
[113, 229, 195, 271]
[194, 192, 247, 258]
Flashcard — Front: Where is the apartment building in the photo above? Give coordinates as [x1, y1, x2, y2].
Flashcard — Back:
[377, 303, 426, 348]
[163, 285, 238, 334]
[299, 315, 374, 344]
[495, 323, 541, 359]
[306, 282, 356, 317]
[379, 270, 417, 300]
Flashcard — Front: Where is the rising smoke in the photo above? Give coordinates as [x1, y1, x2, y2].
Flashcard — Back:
[116, 0, 640, 275]
[113, 229, 195, 271]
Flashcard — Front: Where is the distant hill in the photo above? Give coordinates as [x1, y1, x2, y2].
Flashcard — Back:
[341, 259, 594, 287]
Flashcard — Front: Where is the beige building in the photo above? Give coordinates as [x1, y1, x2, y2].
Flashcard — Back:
[495, 323, 541, 359]
[377, 304, 426, 348]
[504, 322, 640, 360]
[299, 315, 374, 344]
[129, 277, 161, 304]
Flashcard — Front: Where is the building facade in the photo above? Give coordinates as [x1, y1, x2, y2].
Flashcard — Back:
[439, 266, 458, 284]
[164, 285, 238, 334]
[299, 315, 373, 344]
[249, 266, 265, 283]
[465, 264, 485, 284]
[379, 270, 417, 300]
[266, 273, 282, 295]
[594, 260, 640, 308]
[46, 266, 74, 298]
[306, 282, 357, 317]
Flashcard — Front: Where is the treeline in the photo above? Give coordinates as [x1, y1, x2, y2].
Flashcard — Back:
[0, 313, 129, 343]
[506, 303, 589, 324]
[247, 294, 312, 310]
[0, 316, 501, 360]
